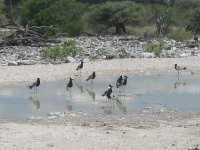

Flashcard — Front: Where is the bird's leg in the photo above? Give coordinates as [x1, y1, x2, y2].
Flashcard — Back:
[106, 98, 108, 107]
[69, 88, 72, 98]
[91, 80, 93, 86]
[112, 99, 114, 108]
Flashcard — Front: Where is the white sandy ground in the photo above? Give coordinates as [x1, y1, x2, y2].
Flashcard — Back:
[0, 57, 200, 150]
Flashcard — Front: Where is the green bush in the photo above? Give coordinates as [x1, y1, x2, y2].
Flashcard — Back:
[167, 29, 193, 42]
[22, 0, 86, 36]
[146, 41, 164, 56]
[42, 40, 83, 61]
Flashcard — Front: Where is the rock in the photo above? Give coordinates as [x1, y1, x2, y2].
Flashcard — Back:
[1, 35, 200, 65]
[17, 60, 36, 65]
[179, 53, 191, 58]
[8, 61, 19, 66]
[141, 52, 155, 58]
[65, 56, 76, 63]
[188, 144, 200, 150]
[106, 54, 115, 60]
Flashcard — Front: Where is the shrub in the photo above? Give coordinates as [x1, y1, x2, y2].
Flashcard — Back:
[22, 0, 86, 36]
[42, 40, 82, 61]
[146, 40, 164, 56]
[167, 29, 193, 42]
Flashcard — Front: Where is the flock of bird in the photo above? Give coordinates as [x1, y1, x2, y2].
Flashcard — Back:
[28, 61, 187, 101]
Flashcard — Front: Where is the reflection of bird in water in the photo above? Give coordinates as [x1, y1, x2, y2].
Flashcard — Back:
[76, 78, 84, 94]
[86, 88, 96, 101]
[175, 64, 186, 75]
[66, 99, 73, 111]
[174, 76, 187, 89]
[116, 98, 126, 114]
[28, 95, 40, 110]
[29, 78, 40, 92]
[86, 71, 96, 85]
[66, 77, 73, 91]
[66, 94, 73, 111]
[76, 60, 84, 76]
[101, 106, 113, 115]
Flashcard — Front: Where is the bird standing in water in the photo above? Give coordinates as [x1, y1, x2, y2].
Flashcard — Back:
[123, 75, 128, 86]
[86, 71, 96, 85]
[66, 77, 74, 91]
[76, 60, 84, 76]
[102, 84, 113, 99]
[175, 64, 186, 75]
[29, 78, 40, 92]
[116, 75, 123, 88]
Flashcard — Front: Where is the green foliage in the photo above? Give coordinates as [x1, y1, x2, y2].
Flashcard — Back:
[167, 28, 193, 42]
[86, 1, 146, 34]
[0, 0, 8, 25]
[22, 0, 86, 36]
[187, 8, 200, 35]
[146, 41, 164, 56]
[42, 40, 83, 61]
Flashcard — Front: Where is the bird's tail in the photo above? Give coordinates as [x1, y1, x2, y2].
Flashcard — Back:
[86, 78, 89, 81]
[29, 85, 33, 89]
[183, 67, 186, 70]
[102, 93, 106, 96]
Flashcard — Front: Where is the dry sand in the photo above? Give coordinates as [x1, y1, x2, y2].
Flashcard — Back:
[0, 57, 200, 150]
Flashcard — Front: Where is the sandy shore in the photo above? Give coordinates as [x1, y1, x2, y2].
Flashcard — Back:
[0, 57, 200, 150]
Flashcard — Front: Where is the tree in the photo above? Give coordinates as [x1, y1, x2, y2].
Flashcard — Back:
[186, 9, 200, 35]
[22, 0, 86, 36]
[87, 1, 146, 34]
[0, 0, 8, 25]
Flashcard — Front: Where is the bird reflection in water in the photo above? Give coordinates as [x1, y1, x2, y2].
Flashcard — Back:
[86, 87, 96, 101]
[174, 76, 187, 89]
[66, 89, 73, 111]
[115, 96, 127, 114]
[76, 77, 84, 94]
[101, 99, 114, 115]
[28, 94, 40, 110]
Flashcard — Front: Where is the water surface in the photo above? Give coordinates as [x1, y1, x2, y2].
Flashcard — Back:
[0, 74, 200, 120]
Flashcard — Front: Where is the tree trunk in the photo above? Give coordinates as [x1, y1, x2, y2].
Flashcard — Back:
[115, 22, 126, 34]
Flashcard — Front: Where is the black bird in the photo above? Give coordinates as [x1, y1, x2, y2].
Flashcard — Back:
[102, 84, 113, 99]
[29, 78, 40, 91]
[175, 64, 186, 75]
[76, 60, 84, 71]
[123, 75, 128, 85]
[86, 71, 96, 84]
[116, 75, 123, 88]
[66, 77, 74, 91]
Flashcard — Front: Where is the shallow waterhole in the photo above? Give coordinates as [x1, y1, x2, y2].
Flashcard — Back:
[0, 73, 200, 121]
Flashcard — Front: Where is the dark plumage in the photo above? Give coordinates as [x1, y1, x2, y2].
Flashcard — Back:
[116, 75, 123, 88]
[175, 64, 186, 75]
[102, 84, 113, 99]
[123, 75, 128, 85]
[67, 77, 74, 91]
[29, 78, 40, 90]
[76, 60, 84, 71]
[86, 71, 96, 81]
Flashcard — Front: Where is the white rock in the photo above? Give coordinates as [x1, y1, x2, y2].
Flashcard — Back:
[141, 52, 155, 58]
